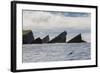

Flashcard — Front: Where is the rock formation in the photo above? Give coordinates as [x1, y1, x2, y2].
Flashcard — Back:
[42, 35, 49, 43]
[49, 31, 67, 43]
[32, 37, 42, 44]
[23, 30, 86, 44]
[23, 30, 34, 44]
[67, 33, 86, 43]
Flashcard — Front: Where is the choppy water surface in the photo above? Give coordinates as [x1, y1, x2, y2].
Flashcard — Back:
[22, 43, 91, 63]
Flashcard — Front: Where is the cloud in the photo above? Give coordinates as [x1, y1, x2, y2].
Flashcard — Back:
[23, 10, 91, 30]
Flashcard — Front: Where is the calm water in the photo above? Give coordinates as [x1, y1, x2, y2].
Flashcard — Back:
[22, 43, 91, 63]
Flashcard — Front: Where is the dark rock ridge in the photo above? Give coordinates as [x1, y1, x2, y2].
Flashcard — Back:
[23, 30, 86, 44]
[67, 33, 86, 43]
[23, 30, 34, 44]
[42, 35, 49, 43]
[49, 31, 67, 43]
[32, 37, 42, 44]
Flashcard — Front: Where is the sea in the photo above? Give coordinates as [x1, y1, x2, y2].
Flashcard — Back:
[22, 43, 91, 63]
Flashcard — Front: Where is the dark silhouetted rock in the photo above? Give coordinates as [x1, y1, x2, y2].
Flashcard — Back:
[42, 35, 49, 43]
[49, 31, 67, 43]
[23, 30, 34, 44]
[32, 37, 42, 44]
[67, 33, 86, 43]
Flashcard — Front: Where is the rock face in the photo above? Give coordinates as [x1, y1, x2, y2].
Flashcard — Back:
[49, 31, 67, 43]
[42, 35, 49, 43]
[67, 34, 86, 43]
[23, 30, 34, 44]
[32, 37, 42, 44]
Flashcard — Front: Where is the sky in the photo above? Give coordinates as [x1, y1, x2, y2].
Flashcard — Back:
[23, 10, 91, 42]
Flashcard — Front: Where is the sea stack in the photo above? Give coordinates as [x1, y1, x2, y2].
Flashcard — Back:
[23, 30, 34, 44]
[32, 37, 42, 44]
[42, 35, 49, 43]
[49, 31, 67, 43]
[67, 33, 86, 43]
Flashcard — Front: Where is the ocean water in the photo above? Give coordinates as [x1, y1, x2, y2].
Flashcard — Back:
[22, 43, 91, 63]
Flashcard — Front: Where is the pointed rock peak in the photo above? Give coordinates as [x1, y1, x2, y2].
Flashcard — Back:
[67, 33, 86, 43]
[43, 35, 49, 39]
[76, 33, 81, 37]
[32, 37, 42, 44]
[42, 35, 50, 43]
[49, 31, 67, 43]
[64, 31, 67, 34]
[60, 31, 67, 35]
[35, 37, 41, 40]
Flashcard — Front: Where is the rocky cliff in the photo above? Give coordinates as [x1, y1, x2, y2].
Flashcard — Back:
[23, 30, 34, 44]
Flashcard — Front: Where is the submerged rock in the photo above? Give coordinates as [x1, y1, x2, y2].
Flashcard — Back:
[67, 33, 86, 43]
[49, 31, 67, 43]
[23, 30, 34, 44]
[42, 35, 49, 43]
